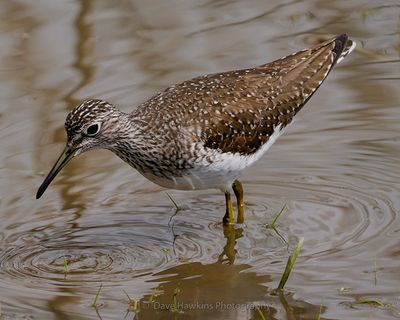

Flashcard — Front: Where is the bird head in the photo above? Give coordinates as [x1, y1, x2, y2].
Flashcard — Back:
[36, 99, 120, 199]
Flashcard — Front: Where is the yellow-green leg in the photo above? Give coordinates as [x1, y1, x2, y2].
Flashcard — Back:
[223, 191, 235, 225]
[232, 179, 245, 224]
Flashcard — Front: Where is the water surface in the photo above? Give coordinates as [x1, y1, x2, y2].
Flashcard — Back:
[0, 0, 399, 319]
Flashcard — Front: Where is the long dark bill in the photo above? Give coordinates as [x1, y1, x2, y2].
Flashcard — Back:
[36, 146, 76, 199]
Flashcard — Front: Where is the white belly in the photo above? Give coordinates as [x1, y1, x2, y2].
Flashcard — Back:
[139, 125, 284, 191]
[140, 166, 241, 191]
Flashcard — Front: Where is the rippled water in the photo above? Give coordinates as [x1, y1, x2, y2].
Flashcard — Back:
[1, 0, 399, 319]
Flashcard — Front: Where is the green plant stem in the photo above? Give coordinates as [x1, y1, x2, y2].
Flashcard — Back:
[256, 306, 267, 320]
[270, 204, 286, 228]
[63, 256, 69, 273]
[166, 192, 182, 212]
[92, 284, 103, 308]
[278, 237, 304, 290]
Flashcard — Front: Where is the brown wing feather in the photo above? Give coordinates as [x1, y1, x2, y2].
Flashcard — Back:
[201, 37, 343, 154]
[134, 35, 350, 155]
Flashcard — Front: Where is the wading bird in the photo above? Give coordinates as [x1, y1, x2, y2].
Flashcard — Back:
[37, 34, 355, 225]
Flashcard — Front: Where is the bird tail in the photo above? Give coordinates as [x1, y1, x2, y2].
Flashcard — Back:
[332, 34, 356, 65]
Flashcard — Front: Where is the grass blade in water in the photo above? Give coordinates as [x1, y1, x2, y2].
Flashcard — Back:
[278, 237, 304, 290]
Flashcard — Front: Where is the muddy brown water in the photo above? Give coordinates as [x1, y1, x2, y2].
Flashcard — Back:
[1, 1, 399, 319]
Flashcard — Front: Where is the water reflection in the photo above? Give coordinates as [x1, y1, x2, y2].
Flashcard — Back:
[134, 261, 325, 320]
[218, 225, 243, 264]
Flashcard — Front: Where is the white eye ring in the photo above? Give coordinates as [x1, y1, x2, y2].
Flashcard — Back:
[85, 122, 102, 136]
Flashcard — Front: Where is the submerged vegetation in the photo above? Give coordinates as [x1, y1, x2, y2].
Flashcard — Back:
[123, 290, 140, 319]
[170, 286, 184, 314]
[92, 284, 103, 308]
[265, 204, 287, 229]
[63, 256, 69, 274]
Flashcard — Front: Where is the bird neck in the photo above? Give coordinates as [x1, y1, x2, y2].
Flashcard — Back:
[105, 112, 154, 169]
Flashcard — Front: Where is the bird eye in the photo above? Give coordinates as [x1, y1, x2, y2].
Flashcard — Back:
[85, 122, 101, 136]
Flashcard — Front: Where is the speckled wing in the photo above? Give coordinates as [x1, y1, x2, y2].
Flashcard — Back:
[135, 35, 353, 156]
[197, 34, 352, 155]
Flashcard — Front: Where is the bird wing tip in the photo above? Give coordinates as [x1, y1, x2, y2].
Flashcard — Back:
[335, 34, 356, 64]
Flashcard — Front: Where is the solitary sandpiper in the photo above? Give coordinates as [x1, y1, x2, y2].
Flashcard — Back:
[36, 34, 355, 225]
